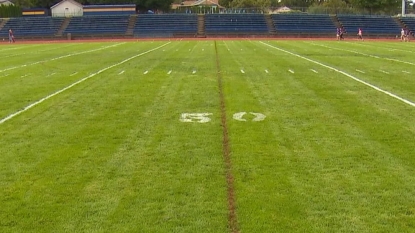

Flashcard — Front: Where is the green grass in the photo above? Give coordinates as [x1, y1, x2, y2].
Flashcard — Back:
[1, 40, 415, 232]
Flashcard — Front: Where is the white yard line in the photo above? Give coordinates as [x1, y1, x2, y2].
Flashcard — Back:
[144, 70, 148, 74]
[288, 69, 294, 74]
[69, 72, 78, 76]
[265, 69, 269, 73]
[356, 69, 365, 74]
[118, 70, 125, 75]
[0, 42, 170, 125]
[379, 70, 390, 74]
[167, 70, 172, 75]
[240, 69, 245, 74]
[402, 71, 411, 74]
[0, 43, 125, 73]
[260, 41, 415, 108]
[310, 69, 318, 73]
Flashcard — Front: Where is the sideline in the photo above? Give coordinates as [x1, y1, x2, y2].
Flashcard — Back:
[0, 42, 171, 125]
[260, 41, 415, 108]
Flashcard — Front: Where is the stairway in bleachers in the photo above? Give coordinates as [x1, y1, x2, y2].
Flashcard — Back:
[264, 14, 276, 35]
[399, 17, 415, 36]
[126, 15, 137, 36]
[197, 14, 206, 38]
[0, 18, 9, 31]
[56, 17, 71, 36]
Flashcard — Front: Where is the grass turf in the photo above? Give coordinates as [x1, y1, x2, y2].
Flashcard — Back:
[0, 40, 415, 232]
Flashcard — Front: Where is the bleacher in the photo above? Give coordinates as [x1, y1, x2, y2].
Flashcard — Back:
[64, 15, 130, 35]
[0, 17, 64, 37]
[337, 15, 401, 36]
[134, 14, 197, 37]
[205, 14, 268, 35]
[400, 17, 415, 34]
[271, 14, 335, 35]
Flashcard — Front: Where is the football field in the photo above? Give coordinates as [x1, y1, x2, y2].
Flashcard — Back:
[1, 40, 415, 232]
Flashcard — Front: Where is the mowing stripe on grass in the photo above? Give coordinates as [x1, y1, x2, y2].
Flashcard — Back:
[0, 42, 170, 125]
[0, 43, 125, 73]
[214, 41, 239, 233]
[260, 41, 415, 108]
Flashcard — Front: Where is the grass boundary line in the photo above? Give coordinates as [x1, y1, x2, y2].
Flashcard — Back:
[214, 40, 239, 233]
[0, 43, 125, 73]
[260, 41, 415, 108]
[0, 42, 171, 125]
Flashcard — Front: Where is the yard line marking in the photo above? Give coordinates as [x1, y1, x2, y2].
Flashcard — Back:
[310, 69, 318, 73]
[402, 71, 411, 74]
[265, 69, 269, 73]
[46, 72, 56, 77]
[1, 73, 9, 77]
[0, 42, 170, 125]
[260, 41, 415, 108]
[69, 72, 78, 76]
[240, 69, 245, 73]
[167, 70, 172, 75]
[356, 69, 365, 74]
[118, 70, 124, 75]
[0, 43, 125, 73]
[288, 69, 294, 74]
[192, 70, 197, 74]
[143, 70, 148, 74]
[21, 74, 28, 78]
[379, 70, 390, 74]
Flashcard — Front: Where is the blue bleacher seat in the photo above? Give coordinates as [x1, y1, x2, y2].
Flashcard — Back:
[0, 17, 64, 37]
[205, 14, 268, 34]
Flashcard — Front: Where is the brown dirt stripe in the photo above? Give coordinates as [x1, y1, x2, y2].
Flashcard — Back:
[214, 40, 239, 233]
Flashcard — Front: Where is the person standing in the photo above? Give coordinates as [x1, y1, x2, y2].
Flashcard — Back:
[8, 29, 15, 43]
[357, 28, 363, 41]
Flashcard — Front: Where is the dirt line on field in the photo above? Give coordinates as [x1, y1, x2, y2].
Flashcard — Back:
[214, 40, 239, 233]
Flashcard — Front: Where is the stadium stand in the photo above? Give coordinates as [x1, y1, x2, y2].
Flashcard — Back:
[271, 14, 335, 35]
[337, 15, 401, 37]
[204, 14, 268, 35]
[134, 14, 198, 38]
[63, 15, 130, 35]
[0, 17, 64, 37]
[399, 17, 415, 34]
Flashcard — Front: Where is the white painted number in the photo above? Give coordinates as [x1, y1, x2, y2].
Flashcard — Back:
[180, 113, 212, 123]
[233, 112, 266, 122]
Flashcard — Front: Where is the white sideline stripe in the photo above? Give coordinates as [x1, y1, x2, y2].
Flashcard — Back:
[260, 41, 415, 108]
[69, 72, 78, 76]
[289, 69, 294, 74]
[167, 70, 172, 75]
[144, 70, 148, 74]
[402, 71, 411, 74]
[356, 69, 365, 74]
[310, 69, 318, 73]
[118, 70, 124, 75]
[0, 43, 125, 73]
[0, 42, 170, 125]
[380, 70, 390, 74]
[308, 42, 415, 66]
[240, 69, 245, 73]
